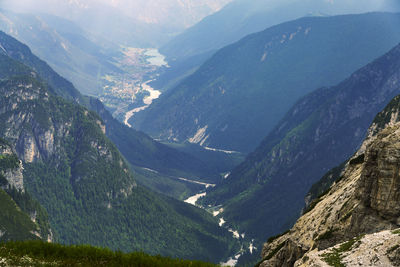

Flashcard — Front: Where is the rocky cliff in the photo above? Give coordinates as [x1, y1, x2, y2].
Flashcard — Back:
[0, 139, 23, 191]
[0, 138, 51, 242]
[259, 96, 400, 267]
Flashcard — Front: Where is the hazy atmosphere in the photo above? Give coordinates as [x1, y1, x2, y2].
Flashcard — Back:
[0, 0, 400, 266]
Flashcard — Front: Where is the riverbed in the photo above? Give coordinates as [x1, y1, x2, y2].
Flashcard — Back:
[123, 80, 161, 128]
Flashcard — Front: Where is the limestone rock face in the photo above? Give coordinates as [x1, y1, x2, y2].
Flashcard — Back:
[0, 80, 57, 163]
[3, 167, 24, 192]
[294, 230, 400, 267]
[259, 120, 400, 266]
[0, 141, 24, 191]
[353, 126, 400, 227]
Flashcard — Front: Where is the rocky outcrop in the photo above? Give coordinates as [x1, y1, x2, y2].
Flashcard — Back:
[259, 119, 400, 266]
[3, 167, 24, 192]
[296, 229, 400, 267]
[0, 140, 24, 191]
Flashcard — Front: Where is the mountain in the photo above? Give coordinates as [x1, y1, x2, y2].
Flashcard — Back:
[95, 0, 232, 32]
[200, 40, 400, 251]
[161, 0, 400, 62]
[153, 0, 400, 98]
[0, 139, 51, 242]
[259, 94, 400, 266]
[0, 30, 240, 200]
[0, 9, 123, 96]
[133, 12, 400, 153]
[1, 0, 232, 47]
[0, 54, 238, 262]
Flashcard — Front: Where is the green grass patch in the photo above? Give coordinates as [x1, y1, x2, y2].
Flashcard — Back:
[322, 235, 364, 267]
[0, 241, 217, 267]
[392, 229, 400, 235]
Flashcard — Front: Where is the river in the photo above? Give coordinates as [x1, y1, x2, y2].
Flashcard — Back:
[123, 48, 167, 128]
[123, 80, 161, 128]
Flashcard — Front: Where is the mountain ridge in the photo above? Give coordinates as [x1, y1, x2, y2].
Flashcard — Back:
[259, 92, 400, 266]
[134, 12, 400, 153]
[0, 30, 236, 200]
[201, 40, 400, 249]
[0, 32, 238, 262]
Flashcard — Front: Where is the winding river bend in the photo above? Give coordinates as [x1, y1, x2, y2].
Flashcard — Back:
[123, 48, 167, 128]
[123, 80, 161, 128]
[183, 179, 256, 266]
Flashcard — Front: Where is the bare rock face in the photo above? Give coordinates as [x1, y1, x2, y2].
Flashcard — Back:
[351, 126, 400, 232]
[0, 141, 24, 191]
[294, 229, 400, 267]
[0, 80, 57, 163]
[3, 167, 24, 192]
[259, 121, 400, 267]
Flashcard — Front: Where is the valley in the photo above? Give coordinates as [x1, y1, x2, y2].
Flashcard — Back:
[99, 47, 166, 124]
[1, 0, 400, 266]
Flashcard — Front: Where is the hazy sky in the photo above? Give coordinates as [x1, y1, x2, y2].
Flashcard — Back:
[2, 0, 399, 25]
[0, 0, 232, 28]
[1, 0, 398, 47]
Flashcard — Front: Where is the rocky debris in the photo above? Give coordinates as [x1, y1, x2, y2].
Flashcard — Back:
[296, 229, 400, 267]
[259, 121, 400, 267]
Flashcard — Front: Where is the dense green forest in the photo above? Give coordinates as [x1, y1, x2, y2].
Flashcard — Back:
[0, 54, 238, 262]
[0, 30, 240, 199]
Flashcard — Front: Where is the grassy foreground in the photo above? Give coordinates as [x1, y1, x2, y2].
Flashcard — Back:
[0, 241, 217, 267]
